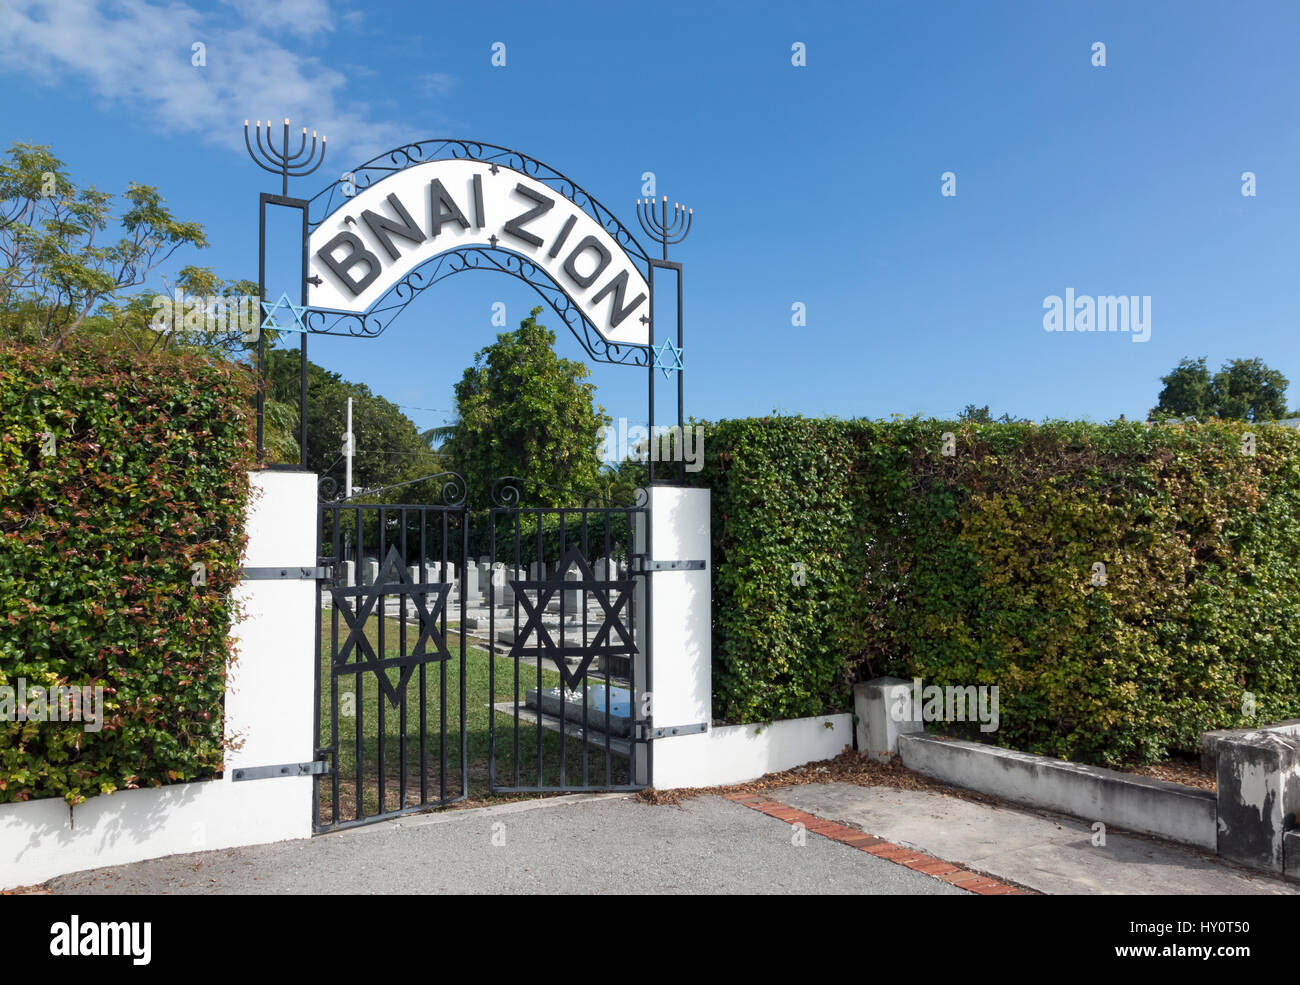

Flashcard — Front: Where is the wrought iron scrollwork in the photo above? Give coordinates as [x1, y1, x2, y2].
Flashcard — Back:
[307, 139, 650, 266]
[302, 246, 650, 366]
[317, 471, 468, 507]
[489, 475, 643, 510]
[430, 471, 469, 507]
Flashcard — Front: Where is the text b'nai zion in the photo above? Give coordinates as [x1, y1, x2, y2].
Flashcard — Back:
[1043, 289, 1151, 342]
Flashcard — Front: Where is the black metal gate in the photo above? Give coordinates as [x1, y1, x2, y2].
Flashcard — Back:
[314, 494, 469, 833]
[313, 476, 651, 833]
[485, 480, 650, 793]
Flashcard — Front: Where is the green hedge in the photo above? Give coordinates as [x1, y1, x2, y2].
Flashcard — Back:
[0, 344, 255, 804]
[696, 416, 1300, 766]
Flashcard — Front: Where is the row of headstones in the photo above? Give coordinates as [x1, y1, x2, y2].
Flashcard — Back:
[336, 557, 626, 610]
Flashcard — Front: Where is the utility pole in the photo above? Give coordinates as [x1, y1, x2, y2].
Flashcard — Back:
[344, 396, 354, 500]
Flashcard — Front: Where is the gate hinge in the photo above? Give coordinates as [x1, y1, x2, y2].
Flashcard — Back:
[642, 722, 709, 740]
[232, 760, 330, 781]
[637, 559, 706, 572]
[241, 565, 332, 581]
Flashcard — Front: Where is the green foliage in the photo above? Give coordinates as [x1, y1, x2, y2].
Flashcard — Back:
[1154, 356, 1288, 422]
[446, 307, 609, 506]
[0, 343, 255, 804]
[265, 348, 436, 491]
[0, 143, 208, 350]
[695, 416, 1300, 766]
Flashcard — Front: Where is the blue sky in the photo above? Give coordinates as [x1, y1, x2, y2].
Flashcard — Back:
[3, 0, 1299, 440]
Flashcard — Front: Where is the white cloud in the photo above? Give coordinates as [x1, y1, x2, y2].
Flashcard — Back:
[421, 72, 455, 97]
[220, 0, 333, 39]
[0, 0, 423, 167]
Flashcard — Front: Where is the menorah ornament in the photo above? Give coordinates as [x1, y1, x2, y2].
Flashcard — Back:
[244, 118, 327, 195]
[636, 194, 693, 260]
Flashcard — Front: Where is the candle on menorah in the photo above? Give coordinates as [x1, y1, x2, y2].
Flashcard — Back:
[636, 194, 693, 260]
[243, 118, 327, 196]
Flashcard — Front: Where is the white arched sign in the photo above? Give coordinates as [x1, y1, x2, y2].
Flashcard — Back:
[307, 159, 651, 347]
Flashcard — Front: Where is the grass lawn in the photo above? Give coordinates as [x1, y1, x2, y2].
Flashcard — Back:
[316, 608, 632, 825]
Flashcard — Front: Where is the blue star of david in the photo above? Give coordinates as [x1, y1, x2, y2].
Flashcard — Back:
[260, 292, 309, 334]
[652, 337, 683, 379]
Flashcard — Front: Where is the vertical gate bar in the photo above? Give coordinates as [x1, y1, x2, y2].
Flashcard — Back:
[354, 505, 364, 821]
[534, 510, 543, 788]
[580, 510, 590, 787]
[438, 507, 447, 804]
[419, 511, 428, 805]
[604, 509, 614, 787]
[557, 508, 567, 789]
[509, 508, 521, 789]
[459, 503, 468, 798]
[331, 507, 342, 825]
[519, 510, 537, 788]
[377, 506, 387, 814]
[488, 508, 498, 792]
[398, 507, 408, 809]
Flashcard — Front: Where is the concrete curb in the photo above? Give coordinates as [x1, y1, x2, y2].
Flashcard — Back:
[898, 733, 1217, 849]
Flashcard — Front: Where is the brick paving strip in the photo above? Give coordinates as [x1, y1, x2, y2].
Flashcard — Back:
[722, 791, 1037, 895]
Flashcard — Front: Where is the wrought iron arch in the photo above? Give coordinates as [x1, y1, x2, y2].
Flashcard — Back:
[245, 125, 689, 479]
[301, 244, 651, 368]
[304, 139, 652, 269]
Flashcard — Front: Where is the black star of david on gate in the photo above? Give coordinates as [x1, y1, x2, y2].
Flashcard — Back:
[332, 545, 453, 706]
[505, 548, 636, 689]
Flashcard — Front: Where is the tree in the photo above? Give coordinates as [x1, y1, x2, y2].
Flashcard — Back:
[1153, 357, 1215, 419]
[1153, 356, 1287, 421]
[265, 349, 438, 493]
[446, 307, 609, 505]
[1212, 358, 1288, 422]
[958, 404, 992, 423]
[0, 143, 207, 349]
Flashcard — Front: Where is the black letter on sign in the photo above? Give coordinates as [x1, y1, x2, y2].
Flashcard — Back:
[429, 179, 471, 237]
[591, 269, 647, 329]
[562, 235, 612, 289]
[472, 174, 485, 229]
[502, 184, 553, 247]
[361, 193, 426, 260]
[317, 231, 381, 296]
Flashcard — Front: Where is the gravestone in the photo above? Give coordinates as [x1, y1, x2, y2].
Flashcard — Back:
[501, 567, 525, 607]
[340, 560, 355, 588]
[461, 564, 480, 605]
[424, 560, 455, 584]
[562, 568, 583, 617]
[362, 558, 379, 586]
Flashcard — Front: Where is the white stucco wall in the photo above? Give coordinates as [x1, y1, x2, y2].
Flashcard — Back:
[0, 470, 317, 889]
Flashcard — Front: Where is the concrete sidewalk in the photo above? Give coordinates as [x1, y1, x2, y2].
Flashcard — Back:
[769, 782, 1298, 895]
[41, 793, 961, 895]
[37, 780, 1298, 895]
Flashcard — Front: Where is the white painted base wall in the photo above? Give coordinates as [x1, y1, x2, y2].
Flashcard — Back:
[635, 487, 851, 789]
[0, 773, 310, 888]
[0, 471, 316, 889]
[654, 714, 853, 789]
